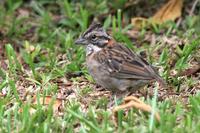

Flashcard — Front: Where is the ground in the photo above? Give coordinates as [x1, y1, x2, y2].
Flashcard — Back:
[0, 0, 200, 132]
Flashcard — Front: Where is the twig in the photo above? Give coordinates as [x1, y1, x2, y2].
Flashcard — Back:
[189, 0, 199, 16]
[178, 64, 200, 76]
[172, 17, 182, 33]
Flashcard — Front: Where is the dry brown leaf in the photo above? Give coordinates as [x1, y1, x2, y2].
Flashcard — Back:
[17, 8, 30, 18]
[131, 0, 183, 28]
[113, 96, 160, 122]
[33, 96, 62, 112]
[19, 96, 63, 114]
[152, 0, 183, 24]
[131, 17, 149, 29]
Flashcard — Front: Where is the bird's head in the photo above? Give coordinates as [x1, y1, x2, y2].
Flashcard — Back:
[75, 23, 112, 50]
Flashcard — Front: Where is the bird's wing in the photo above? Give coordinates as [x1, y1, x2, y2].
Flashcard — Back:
[96, 43, 162, 81]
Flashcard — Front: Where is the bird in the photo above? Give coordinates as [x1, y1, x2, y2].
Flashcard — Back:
[75, 23, 166, 120]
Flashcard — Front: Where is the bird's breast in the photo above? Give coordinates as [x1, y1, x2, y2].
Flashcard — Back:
[86, 53, 100, 75]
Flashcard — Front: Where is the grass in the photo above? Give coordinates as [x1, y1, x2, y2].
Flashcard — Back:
[0, 0, 200, 132]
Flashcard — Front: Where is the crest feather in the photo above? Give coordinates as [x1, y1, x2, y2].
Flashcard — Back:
[83, 23, 103, 37]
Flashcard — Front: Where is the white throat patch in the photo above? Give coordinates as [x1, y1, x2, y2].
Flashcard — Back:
[86, 44, 102, 56]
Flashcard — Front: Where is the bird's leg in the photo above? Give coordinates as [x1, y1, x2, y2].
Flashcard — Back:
[113, 95, 160, 121]
[107, 92, 126, 108]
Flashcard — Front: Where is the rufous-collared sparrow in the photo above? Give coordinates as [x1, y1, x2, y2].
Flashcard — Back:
[75, 23, 165, 94]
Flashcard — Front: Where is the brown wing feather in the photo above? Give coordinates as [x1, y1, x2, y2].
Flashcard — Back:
[96, 43, 161, 80]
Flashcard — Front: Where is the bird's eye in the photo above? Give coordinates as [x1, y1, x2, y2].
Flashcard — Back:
[91, 34, 96, 40]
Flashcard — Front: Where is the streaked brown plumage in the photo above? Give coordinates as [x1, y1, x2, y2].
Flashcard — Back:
[75, 23, 166, 93]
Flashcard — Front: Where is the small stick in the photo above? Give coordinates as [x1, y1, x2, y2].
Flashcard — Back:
[189, 0, 199, 16]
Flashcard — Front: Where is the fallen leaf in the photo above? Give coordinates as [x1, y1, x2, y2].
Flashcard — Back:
[113, 96, 160, 122]
[19, 96, 63, 114]
[152, 0, 183, 24]
[131, 0, 183, 28]
[33, 96, 62, 113]
[131, 17, 149, 29]
[17, 8, 30, 18]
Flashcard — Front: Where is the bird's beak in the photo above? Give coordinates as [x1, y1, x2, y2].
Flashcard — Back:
[75, 37, 87, 45]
